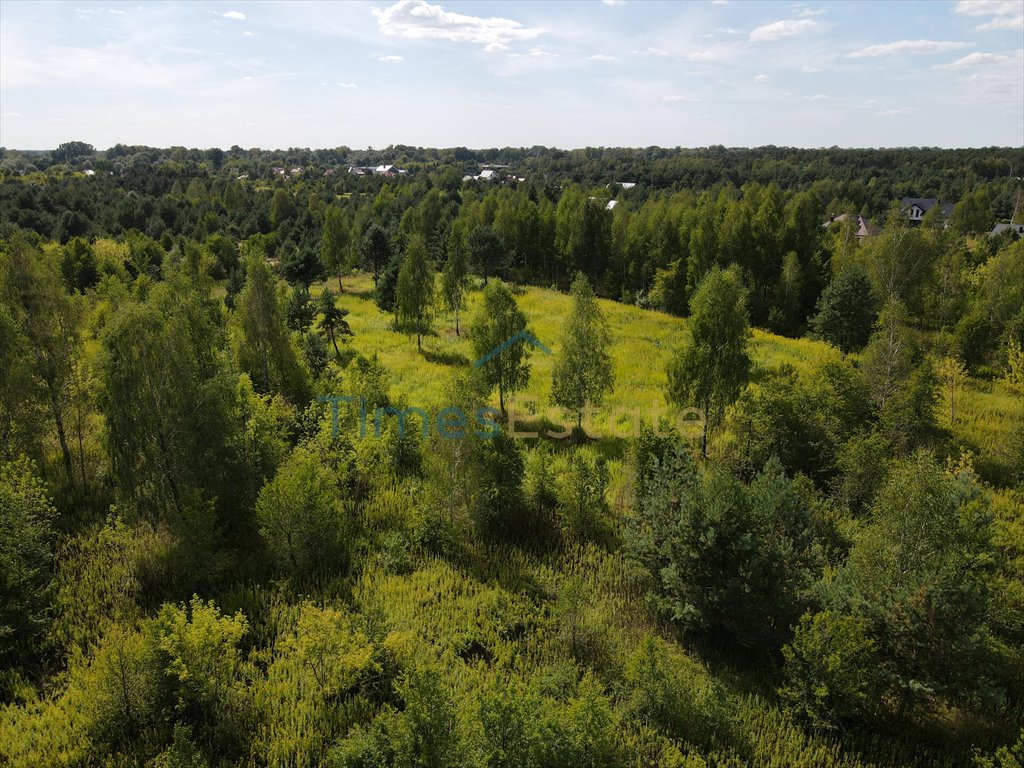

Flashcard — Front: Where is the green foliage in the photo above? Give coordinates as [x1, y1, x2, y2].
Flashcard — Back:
[0, 235, 84, 486]
[0, 457, 56, 670]
[234, 251, 312, 405]
[556, 447, 611, 544]
[836, 452, 995, 707]
[471, 432, 526, 539]
[360, 223, 392, 286]
[628, 446, 817, 648]
[729, 364, 833, 481]
[152, 597, 250, 755]
[470, 280, 532, 413]
[319, 288, 353, 356]
[321, 206, 352, 289]
[395, 235, 435, 350]
[97, 272, 239, 518]
[60, 237, 99, 293]
[551, 273, 614, 430]
[440, 238, 470, 335]
[256, 447, 354, 581]
[666, 266, 751, 456]
[780, 611, 881, 730]
[1, 150, 1022, 768]
[623, 635, 722, 745]
[287, 283, 316, 333]
[467, 225, 506, 284]
[810, 266, 876, 353]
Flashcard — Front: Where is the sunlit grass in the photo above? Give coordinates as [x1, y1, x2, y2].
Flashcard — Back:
[310, 271, 1021, 487]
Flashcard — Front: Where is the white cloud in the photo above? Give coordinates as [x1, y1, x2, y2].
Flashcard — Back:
[846, 39, 973, 58]
[877, 107, 916, 115]
[373, 0, 543, 52]
[754, 74, 770, 81]
[804, 93, 829, 100]
[662, 94, 700, 102]
[222, 11, 246, 20]
[954, 0, 1020, 13]
[3, 112, 23, 118]
[602, 0, 626, 6]
[506, 47, 558, 58]
[718, 27, 743, 35]
[686, 50, 715, 61]
[378, 55, 404, 62]
[953, 0, 1024, 30]
[337, 82, 358, 88]
[792, 3, 828, 16]
[800, 65, 821, 72]
[933, 50, 1013, 69]
[749, 19, 817, 42]
[646, 47, 669, 56]
[940, 48, 1023, 103]
[590, 54, 619, 62]
[976, 15, 1023, 29]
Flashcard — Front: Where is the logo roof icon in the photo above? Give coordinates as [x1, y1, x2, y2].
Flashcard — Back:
[472, 331, 551, 368]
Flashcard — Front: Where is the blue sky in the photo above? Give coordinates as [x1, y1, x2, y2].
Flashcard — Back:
[1, 0, 1021, 150]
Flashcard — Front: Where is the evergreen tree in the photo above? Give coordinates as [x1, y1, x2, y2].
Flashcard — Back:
[360, 224, 391, 286]
[318, 289, 352, 357]
[0, 457, 56, 670]
[810, 266, 876, 353]
[286, 284, 315, 333]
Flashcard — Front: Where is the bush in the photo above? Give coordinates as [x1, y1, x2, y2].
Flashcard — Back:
[256, 448, 355, 581]
[779, 611, 881, 730]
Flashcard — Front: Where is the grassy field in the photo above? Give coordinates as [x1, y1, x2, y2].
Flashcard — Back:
[312, 272, 1022, 480]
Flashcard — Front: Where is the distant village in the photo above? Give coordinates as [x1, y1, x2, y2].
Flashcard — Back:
[824, 197, 1023, 239]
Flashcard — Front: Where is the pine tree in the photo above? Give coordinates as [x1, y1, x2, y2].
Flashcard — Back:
[318, 288, 352, 357]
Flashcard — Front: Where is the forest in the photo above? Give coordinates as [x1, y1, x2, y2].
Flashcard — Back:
[0, 142, 1023, 767]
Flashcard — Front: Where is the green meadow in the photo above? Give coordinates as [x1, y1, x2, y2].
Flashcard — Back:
[315, 272, 1021, 479]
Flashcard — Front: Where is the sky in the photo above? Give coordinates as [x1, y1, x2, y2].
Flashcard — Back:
[1, 0, 1022, 150]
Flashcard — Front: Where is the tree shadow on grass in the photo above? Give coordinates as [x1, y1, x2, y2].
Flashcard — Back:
[420, 347, 470, 367]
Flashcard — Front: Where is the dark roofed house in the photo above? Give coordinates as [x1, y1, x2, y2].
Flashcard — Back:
[900, 197, 955, 226]
[823, 213, 880, 238]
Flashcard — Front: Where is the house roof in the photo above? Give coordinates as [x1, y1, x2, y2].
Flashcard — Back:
[990, 223, 1024, 237]
[823, 213, 879, 237]
[900, 197, 955, 217]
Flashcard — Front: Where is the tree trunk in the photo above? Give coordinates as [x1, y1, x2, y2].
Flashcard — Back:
[701, 420, 708, 460]
[47, 384, 75, 485]
[337, 272, 343, 292]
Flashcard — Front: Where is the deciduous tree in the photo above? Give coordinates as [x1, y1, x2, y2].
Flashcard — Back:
[666, 267, 751, 457]
[551, 273, 614, 432]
